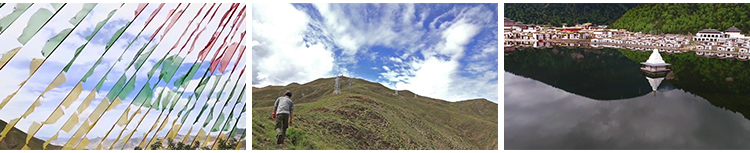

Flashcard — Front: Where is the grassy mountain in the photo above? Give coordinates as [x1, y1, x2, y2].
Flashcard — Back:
[0, 120, 62, 150]
[251, 77, 498, 150]
[504, 3, 639, 26]
[610, 3, 750, 34]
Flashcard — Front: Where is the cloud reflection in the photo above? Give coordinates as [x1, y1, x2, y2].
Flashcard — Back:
[504, 72, 750, 149]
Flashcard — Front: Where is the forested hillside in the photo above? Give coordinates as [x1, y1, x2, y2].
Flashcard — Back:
[610, 3, 750, 34]
[504, 3, 639, 26]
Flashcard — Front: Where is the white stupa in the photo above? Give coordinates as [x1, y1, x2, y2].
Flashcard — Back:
[640, 49, 671, 72]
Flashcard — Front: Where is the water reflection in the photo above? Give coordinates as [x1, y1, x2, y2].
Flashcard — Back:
[504, 46, 750, 149]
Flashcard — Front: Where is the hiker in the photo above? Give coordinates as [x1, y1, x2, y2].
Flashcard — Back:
[272, 90, 294, 145]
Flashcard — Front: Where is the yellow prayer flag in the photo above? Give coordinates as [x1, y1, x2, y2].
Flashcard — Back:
[30, 58, 44, 74]
[21, 145, 30, 150]
[167, 124, 180, 140]
[61, 82, 84, 108]
[116, 107, 131, 126]
[0, 91, 17, 109]
[43, 132, 59, 150]
[78, 121, 92, 132]
[43, 107, 65, 124]
[61, 112, 79, 132]
[75, 137, 89, 150]
[26, 122, 42, 143]
[212, 134, 226, 150]
[204, 133, 214, 147]
[0, 47, 21, 67]
[77, 91, 96, 113]
[138, 132, 150, 148]
[21, 98, 42, 118]
[157, 117, 169, 132]
[235, 141, 243, 150]
[117, 130, 136, 150]
[88, 99, 109, 123]
[195, 129, 207, 144]
[108, 97, 123, 111]
[0, 118, 20, 140]
[41, 73, 66, 97]
[147, 115, 163, 133]
[64, 122, 90, 149]
[182, 127, 193, 144]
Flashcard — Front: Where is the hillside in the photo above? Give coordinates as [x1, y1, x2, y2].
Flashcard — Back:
[610, 3, 750, 34]
[504, 3, 639, 26]
[251, 77, 498, 150]
[0, 120, 62, 150]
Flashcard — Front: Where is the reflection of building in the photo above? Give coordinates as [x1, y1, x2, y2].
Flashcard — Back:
[556, 27, 582, 33]
[646, 76, 665, 96]
[641, 49, 671, 72]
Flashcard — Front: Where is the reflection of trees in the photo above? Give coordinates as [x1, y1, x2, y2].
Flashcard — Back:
[507, 46, 750, 119]
[505, 47, 653, 100]
[619, 49, 750, 119]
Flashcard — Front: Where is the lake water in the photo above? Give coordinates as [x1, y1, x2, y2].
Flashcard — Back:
[504, 45, 750, 149]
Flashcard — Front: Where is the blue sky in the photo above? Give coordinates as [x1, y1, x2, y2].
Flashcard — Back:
[252, 3, 498, 103]
[0, 3, 246, 145]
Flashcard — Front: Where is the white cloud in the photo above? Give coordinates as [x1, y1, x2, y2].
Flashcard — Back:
[252, 3, 335, 87]
[377, 4, 498, 102]
[252, 4, 497, 103]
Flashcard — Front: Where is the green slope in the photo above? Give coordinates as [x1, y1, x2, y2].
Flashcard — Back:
[504, 3, 639, 26]
[610, 3, 750, 34]
[0, 120, 62, 150]
[251, 77, 498, 150]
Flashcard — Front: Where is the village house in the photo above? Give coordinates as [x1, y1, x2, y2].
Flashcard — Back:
[504, 17, 514, 30]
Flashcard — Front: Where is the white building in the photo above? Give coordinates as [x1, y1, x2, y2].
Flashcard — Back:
[694, 26, 749, 42]
[641, 49, 671, 72]
[693, 29, 727, 42]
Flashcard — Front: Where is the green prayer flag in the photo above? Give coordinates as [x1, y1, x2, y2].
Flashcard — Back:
[168, 94, 180, 111]
[50, 3, 64, 11]
[62, 45, 86, 72]
[153, 88, 165, 110]
[106, 75, 127, 100]
[174, 63, 201, 88]
[18, 8, 54, 44]
[41, 28, 72, 57]
[211, 113, 225, 132]
[119, 76, 137, 100]
[180, 102, 195, 123]
[94, 73, 107, 92]
[0, 3, 32, 34]
[134, 44, 158, 68]
[132, 81, 154, 108]
[194, 104, 209, 124]
[105, 21, 131, 50]
[69, 4, 97, 25]
[147, 58, 164, 78]
[86, 9, 118, 41]
[222, 111, 234, 131]
[203, 107, 214, 127]
[159, 55, 183, 82]
[161, 88, 174, 110]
